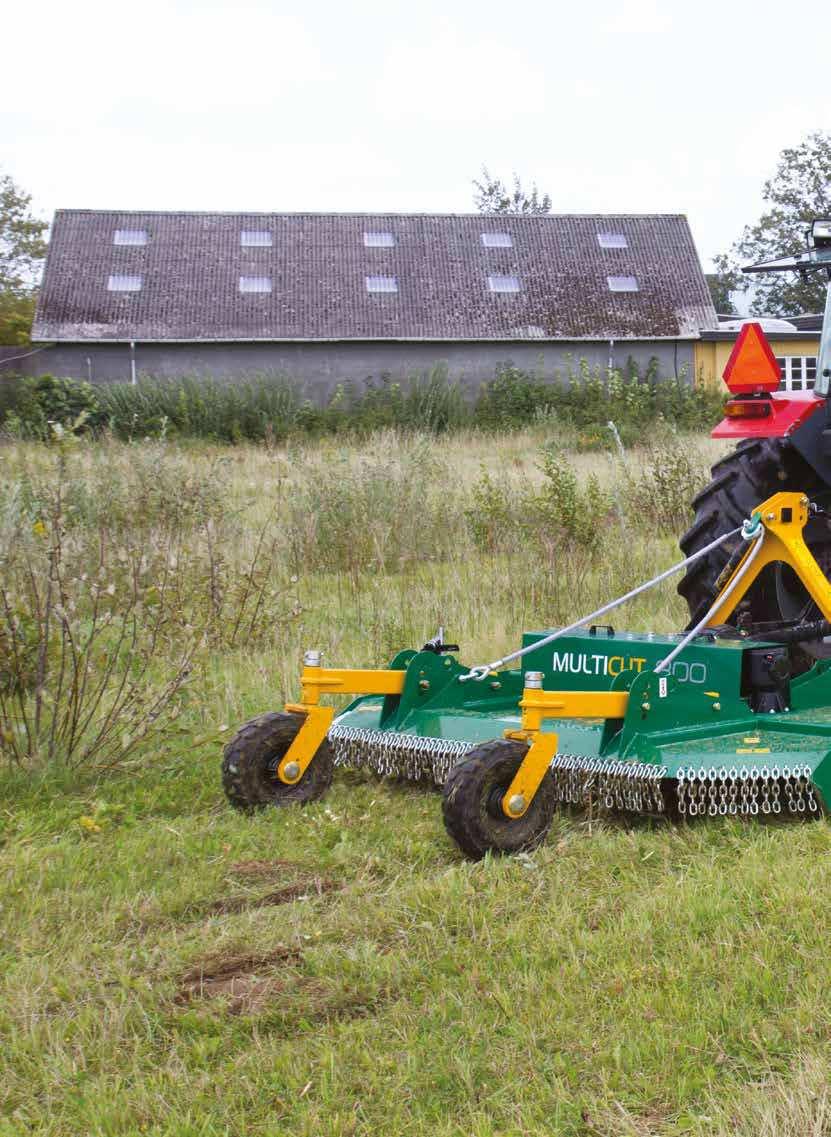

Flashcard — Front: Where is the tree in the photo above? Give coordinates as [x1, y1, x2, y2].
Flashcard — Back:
[0, 173, 48, 345]
[473, 167, 551, 215]
[719, 131, 831, 316]
[705, 254, 741, 315]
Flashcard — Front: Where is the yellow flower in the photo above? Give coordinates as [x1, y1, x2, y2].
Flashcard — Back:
[79, 816, 102, 834]
[32, 519, 47, 538]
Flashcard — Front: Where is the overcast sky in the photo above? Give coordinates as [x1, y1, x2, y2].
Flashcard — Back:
[3, 0, 828, 270]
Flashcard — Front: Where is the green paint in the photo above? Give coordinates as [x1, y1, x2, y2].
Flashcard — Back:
[332, 629, 831, 807]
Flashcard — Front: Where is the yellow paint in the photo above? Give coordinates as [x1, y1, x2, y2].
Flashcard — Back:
[694, 336, 821, 389]
[501, 687, 630, 817]
[742, 736, 761, 744]
[707, 492, 831, 626]
[278, 664, 406, 783]
[279, 703, 335, 782]
[299, 664, 406, 705]
[736, 747, 771, 755]
[502, 733, 560, 817]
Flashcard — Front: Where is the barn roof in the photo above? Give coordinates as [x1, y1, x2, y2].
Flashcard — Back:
[33, 210, 717, 343]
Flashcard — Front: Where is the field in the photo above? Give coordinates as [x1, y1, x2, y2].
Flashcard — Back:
[4, 425, 831, 1136]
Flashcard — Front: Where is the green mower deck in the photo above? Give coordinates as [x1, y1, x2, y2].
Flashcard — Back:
[329, 628, 828, 818]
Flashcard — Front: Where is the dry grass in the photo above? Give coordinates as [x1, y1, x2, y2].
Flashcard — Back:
[6, 426, 829, 1137]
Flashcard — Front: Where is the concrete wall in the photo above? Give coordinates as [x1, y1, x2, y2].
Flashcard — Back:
[2, 339, 695, 400]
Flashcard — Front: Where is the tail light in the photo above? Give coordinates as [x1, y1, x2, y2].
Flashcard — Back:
[724, 398, 772, 419]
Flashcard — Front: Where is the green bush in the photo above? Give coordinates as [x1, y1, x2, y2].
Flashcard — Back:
[1, 362, 725, 443]
[7, 374, 105, 437]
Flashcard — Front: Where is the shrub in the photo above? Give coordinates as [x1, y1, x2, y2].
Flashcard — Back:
[9, 375, 105, 438]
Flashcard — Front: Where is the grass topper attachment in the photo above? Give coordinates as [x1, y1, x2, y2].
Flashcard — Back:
[223, 492, 831, 858]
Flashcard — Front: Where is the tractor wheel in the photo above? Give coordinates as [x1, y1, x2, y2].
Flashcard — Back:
[678, 437, 831, 657]
[442, 739, 557, 860]
[221, 711, 334, 811]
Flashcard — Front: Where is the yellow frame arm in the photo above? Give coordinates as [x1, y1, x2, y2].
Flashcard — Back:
[277, 664, 406, 785]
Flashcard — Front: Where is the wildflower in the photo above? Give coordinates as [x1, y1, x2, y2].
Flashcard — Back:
[79, 816, 102, 834]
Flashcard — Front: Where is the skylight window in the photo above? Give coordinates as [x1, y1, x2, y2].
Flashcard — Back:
[366, 275, 398, 293]
[607, 275, 639, 292]
[481, 232, 512, 248]
[239, 276, 272, 293]
[240, 231, 272, 247]
[107, 274, 142, 291]
[488, 274, 521, 293]
[597, 233, 628, 249]
[113, 229, 148, 246]
[364, 232, 395, 247]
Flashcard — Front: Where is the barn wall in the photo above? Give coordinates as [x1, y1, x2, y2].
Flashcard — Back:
[5, 340, 695, 398]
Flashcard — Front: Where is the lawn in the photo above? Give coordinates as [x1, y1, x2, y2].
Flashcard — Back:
[3, 426, 831, 1136]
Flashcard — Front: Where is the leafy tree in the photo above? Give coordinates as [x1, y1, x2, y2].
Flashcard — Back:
[0, 173, 48, 345]
[720, 131, 831, 316]
[705, 254, 741, 315]
[473, 167, 551, 215]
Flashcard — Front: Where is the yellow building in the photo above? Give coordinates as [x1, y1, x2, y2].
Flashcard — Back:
[695, 318, 821, 392]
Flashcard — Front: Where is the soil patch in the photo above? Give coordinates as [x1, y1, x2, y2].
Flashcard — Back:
[176, 946, 302, 1014]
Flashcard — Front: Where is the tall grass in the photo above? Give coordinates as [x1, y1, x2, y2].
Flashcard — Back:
[2, 361, 725, 444]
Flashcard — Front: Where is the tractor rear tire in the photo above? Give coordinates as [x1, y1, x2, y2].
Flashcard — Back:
[222, 711, 334, 811]
[678, 437, 831, 646]
[442, 739, 557, 860]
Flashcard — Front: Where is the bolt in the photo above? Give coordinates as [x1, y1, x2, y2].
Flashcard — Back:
[418, 679, 430, 690]
[641, 701, 651, 712]
[525, 671, 544, 689]
[712, 702, 721, 712]
[490, 680, 502, 690]
[283, 761, 300, 781]
[766, 512, 775, 521]
[303, 650, 321, 667]
[507, 793, 526, 816]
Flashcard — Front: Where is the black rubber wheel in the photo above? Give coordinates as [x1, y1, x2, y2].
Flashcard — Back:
[221, 711, 334, 811]
[442, 739, 557, 860]
[678, 437, 831, 656]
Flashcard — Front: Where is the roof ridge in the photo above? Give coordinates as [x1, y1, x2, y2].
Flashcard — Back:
[53, 208, 689, 221]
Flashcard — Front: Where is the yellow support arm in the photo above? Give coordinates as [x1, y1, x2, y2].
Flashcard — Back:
[276, 661, 406, 785]
[502, 685, 629, 818]
[707, 492, 831, 625]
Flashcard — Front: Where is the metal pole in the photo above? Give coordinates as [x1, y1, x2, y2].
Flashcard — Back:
[130, 341, 137, 386]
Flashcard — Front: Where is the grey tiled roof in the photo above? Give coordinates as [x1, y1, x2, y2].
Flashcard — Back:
[33, 210, 717, 342]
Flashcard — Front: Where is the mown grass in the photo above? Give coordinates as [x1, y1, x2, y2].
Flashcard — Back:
[4, 426, 831, 1136]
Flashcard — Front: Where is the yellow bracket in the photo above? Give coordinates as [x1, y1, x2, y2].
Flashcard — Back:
[502, 689, 629, 818]
[706, 492, 831, 625]
[276, 664, 407, 785]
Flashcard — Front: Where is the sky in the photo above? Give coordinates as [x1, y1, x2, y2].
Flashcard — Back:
[3, 0, 829, 272]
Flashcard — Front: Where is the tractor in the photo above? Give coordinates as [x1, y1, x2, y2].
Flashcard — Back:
[679, 218, 831, 658]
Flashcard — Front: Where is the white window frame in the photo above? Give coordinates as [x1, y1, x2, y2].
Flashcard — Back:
[481, 232, 513, 248]
[240, 230, 272, 247]
[239, 275, 272, 293]
[607, 275, 639, 292]
[113, 229, 148, 246]
[365, 275, 398, 293]
[107, 274, 142, 291]
[364, 232, 395, 248]
[774, 355, 817, 393]
[488, 274, 521, 293]
[597, 233, 627, 249]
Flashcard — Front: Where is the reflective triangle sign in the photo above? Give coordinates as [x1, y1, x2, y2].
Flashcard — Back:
[722, 322, 781, 394]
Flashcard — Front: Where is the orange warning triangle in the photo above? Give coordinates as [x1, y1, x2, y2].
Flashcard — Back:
[722, 322, 781, 394]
